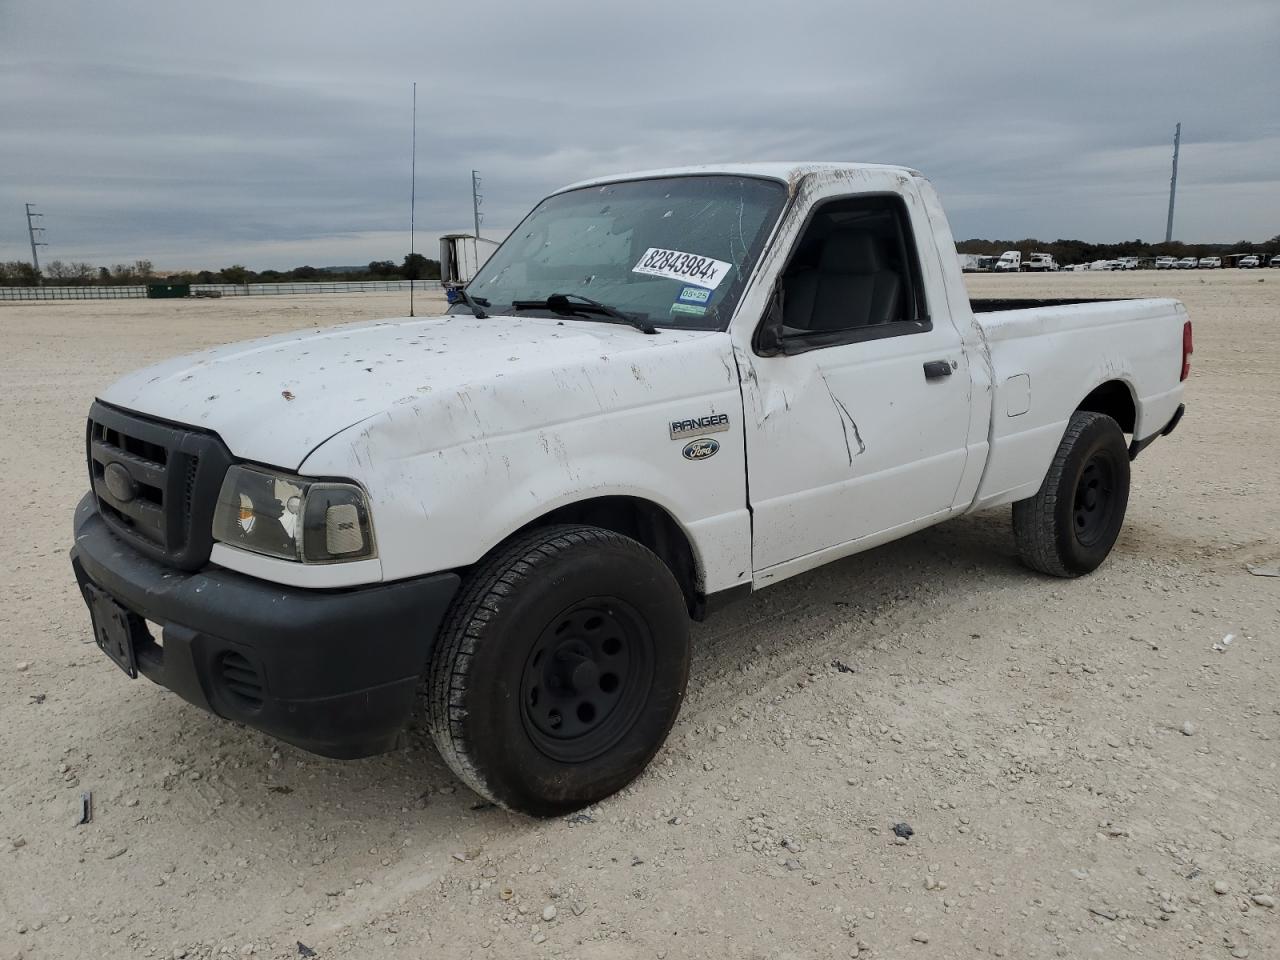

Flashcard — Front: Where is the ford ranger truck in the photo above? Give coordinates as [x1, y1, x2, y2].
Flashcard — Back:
[70, 163, 1191, 815]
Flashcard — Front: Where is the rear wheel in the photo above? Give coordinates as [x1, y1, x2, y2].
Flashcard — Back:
[424, 524, 690, 816]
[1012, 411, 1130, 577]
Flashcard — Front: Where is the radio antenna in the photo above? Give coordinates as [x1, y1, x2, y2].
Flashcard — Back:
[409, 81, 418, 318]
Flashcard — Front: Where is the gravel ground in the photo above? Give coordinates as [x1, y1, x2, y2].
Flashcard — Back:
[1, 272, 1276, 960]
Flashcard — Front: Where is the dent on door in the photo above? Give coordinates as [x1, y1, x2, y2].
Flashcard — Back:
[738, 348, 866, 465]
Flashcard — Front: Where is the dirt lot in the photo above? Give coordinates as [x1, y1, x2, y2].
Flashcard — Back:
[1, 272, 1276, 960]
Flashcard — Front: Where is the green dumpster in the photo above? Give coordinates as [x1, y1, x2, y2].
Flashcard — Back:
[146, 283, 191, 299]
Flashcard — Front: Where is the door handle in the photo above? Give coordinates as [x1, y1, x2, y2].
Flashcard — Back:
[923, 360, 953, 380]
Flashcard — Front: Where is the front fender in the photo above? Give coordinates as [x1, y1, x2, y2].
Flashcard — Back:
[301, 340, 751, 594]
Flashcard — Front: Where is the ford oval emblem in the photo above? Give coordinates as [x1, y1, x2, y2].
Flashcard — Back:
[682, 438, 720, 461]
[104, 462, 138, 503]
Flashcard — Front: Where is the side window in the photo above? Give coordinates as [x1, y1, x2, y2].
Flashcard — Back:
[776, 194, 930, 344]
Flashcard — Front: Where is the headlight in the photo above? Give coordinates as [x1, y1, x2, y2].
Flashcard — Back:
[212, 465, 376, 563]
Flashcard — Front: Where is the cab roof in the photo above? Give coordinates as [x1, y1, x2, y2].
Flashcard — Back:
[557, 162, 923, 194]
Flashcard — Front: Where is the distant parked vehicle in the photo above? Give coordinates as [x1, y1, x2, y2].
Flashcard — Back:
[1176, 257, 1199, 269]
[1239, 256, 1260, 269]
[1022, 252, 1057, 272]
[994, 250, 1021, 272]
[1116, 257, 1140, 271]
[958, 253, 998, 273]
[1271, 255, 1280, 268]
[1198, 257, 1221, 269]
[1155, 256, 1178, 270]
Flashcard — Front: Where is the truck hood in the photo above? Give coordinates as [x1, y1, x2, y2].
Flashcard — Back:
[100, 313, 716, 469]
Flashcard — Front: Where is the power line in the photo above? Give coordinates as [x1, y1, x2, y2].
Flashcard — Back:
[26, 203, 48, 282]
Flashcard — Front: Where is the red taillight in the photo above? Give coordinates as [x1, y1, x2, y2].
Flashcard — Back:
[1181, 320, 1193, 381]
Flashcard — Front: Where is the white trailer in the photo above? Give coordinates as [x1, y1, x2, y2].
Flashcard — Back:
[439, 234, 499, 290]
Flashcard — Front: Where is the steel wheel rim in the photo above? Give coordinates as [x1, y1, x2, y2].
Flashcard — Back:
[1073, 453, 1118, 547]
[519, 597, 655, 764]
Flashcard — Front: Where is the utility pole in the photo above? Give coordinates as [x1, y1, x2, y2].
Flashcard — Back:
[471, 170, 483, 239]
[25, 203, 48, 282]
[1164, 122, 1181, 244]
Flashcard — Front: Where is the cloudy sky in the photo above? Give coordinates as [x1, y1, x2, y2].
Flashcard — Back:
[2, 0, 1277, 270]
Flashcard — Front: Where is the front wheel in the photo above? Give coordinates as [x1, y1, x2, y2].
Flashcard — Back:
[424, 524, 691, 816]
[1012, 411, 1131, 577]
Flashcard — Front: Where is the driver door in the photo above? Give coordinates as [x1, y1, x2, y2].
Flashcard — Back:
[738, 183, 975, 580]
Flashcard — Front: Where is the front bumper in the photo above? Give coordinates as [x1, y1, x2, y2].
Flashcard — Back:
[69, 493, 460, 758]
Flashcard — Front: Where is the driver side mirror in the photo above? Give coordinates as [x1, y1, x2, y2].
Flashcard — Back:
[755, 285, 785, 357]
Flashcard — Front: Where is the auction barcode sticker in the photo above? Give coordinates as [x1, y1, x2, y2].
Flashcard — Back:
[632, 248, 732, 291]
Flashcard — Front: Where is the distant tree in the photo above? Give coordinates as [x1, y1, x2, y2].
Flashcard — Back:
[45, 260, 72, 281]
[289, 265, 320, 280]
[220, 264, 253, 284]
[368, 260, 398, 277]
[99, 266, 111, 282]
[399, 254, 440, 280]
[67, 262, 94, 283]
[134, 259, 154, 280]
[401, 252, 430, 280]
[0, 261, 41, 285]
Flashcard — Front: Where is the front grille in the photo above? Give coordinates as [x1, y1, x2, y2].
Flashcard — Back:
[182, 456, 200, 540]
[90, 421, 170, 546]
[86, 401, 233, 571]
[217, 650, 265, 709]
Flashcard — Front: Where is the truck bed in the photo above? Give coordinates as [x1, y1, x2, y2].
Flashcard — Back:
[967, 295, 1188, 513]
[970, 297, 1123, 313]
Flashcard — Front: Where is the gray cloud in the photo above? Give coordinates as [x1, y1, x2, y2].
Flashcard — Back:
[2, 0, 1277, 270]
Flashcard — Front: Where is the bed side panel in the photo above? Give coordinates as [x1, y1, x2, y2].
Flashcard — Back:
[969, 298, 1187, 511]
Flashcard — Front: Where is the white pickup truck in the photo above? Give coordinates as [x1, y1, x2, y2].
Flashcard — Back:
[70, 163, 1191, 815]
[1022, 252, 1058, 272]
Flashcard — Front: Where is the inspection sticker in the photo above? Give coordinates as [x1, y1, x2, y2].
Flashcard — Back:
[676, 286, 712, 305]
[670, 303, 708, 317]
[632, 248, 732, 290]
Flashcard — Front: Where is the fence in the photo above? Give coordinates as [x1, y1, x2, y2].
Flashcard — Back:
[0, 280, 440, 301]
[0, 285, 148, 300]
[192, 281, 427, 297]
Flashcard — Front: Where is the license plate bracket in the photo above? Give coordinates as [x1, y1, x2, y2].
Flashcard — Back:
[85, 585, 143, 679]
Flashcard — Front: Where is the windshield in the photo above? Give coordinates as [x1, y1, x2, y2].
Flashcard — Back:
[456, 175, 788, 330]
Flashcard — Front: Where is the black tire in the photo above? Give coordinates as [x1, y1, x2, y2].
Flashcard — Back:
[1012, 411, 1131, 577]
[424, 524, 691, 816]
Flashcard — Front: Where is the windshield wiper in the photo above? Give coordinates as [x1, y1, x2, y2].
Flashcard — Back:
[510, 293, 658, 335]
[453, 287, 488, 319]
